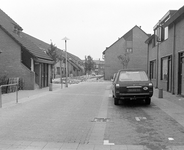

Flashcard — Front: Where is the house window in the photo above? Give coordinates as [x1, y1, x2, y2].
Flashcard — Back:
[154, 26, 164, 43]
[164, 26, 168, 40]
[150, 60, 156, 79]
[154, 28, 160, 44]
[126, 48, 133, 54]
[161, 57, 168, 80]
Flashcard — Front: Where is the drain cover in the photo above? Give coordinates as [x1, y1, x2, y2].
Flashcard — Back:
[92, 118, 110, 122]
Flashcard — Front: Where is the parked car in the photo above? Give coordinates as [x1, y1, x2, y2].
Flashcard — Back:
[112, 69, 153, 105]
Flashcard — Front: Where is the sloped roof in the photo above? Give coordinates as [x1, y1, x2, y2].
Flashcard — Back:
[0, 9, 22, 31]
[0, 9, 53, 63]
[145, 34, 155, 44]
[23, 32, 83, 70]
[103, 25, 150, 55]
[154, 10, 177, 29]
[164, 5, 184, 27]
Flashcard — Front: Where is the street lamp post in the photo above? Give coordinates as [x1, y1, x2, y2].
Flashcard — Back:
[62, 37, 69, 87]
[60, 51, 63, 89]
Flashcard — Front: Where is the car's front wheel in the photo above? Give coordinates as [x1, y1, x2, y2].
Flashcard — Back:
[112, 92, 114, 98]
[145, 97, 151, 105]
[114, 98, 119, 105]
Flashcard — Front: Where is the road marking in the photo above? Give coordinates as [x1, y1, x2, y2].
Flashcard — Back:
[168, 137, 174, 141]
[92, 118, 110, 122]
[135, 117, 141, 121]
[135, 117, 147, 121]
[103, 140, 115, 145]
[178, 98, 184, 101]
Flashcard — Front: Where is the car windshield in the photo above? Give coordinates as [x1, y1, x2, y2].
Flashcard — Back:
[119, 71, 148, 81]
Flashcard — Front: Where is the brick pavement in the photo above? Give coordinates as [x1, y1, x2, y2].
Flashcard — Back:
[1, 84, 184, 149]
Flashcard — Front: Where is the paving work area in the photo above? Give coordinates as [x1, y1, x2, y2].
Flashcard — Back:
[0, 80, 184, 149]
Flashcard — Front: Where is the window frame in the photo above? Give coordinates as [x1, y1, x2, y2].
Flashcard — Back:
[160, 56, 170, 81]
[164, 26, 168, 40]
[150, 60, 156, 79]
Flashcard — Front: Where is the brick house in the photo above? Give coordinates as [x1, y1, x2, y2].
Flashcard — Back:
[0, 9, 54, 90]
[23, 33, 84, 78]
[102, 25, 150, 80]
[146, 5, 184, 96]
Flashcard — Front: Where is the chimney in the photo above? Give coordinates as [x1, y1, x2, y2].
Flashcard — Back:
[13, 25, 21, 36]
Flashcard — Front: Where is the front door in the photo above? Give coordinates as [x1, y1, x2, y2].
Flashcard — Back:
[181, 59, 184, 95]
[178, 52, 184, 95]
[167, 57, 172, 92]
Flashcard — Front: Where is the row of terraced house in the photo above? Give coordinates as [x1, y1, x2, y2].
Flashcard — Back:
[103, 5, 184, 96]
[0, 9, 84, 90]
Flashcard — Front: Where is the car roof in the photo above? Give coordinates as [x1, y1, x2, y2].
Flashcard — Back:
[117, 69, 146, 72]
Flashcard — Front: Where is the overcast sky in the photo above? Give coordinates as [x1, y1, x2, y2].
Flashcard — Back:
[1, 0, 184, 60]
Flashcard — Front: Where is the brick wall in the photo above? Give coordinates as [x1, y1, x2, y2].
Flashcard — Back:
[104, 26, 149, 80]
[173, 17, 184, 94]
[147, 17, 184, 94]
[104, 38, 126, 80]
[0, 28, 35, 89]
[131, 27, 148, 71]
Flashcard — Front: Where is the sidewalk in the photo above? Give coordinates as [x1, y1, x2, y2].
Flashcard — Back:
[1, 82, 77, 109]
[153, 88, 184, 109]
[1, 77, 101, 109]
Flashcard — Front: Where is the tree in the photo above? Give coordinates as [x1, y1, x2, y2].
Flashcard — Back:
[47, 43, 62, 79]
[85, 55, 95, 74]
[47, 43, 59, 64]
[117, 53, 130, 69]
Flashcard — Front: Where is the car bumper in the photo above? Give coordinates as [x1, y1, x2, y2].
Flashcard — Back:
[115, 93, 153, 100]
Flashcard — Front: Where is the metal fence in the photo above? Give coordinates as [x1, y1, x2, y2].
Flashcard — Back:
[0, 83, 18, 108]
[0, 77, 24, 94]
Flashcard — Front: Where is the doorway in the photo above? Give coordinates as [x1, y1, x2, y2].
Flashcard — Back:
[167, 56, 172, 92]
[178, 52, 184, 95]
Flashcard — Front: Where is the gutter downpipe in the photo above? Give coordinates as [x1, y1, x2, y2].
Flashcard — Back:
[156, 40, 159, 89]
[155, 21, 162, 89]
[147, 44, 149, 76]
[172, 23, 176, 94]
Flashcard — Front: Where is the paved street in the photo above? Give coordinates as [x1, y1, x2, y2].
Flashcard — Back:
[0, 79, 184, 149]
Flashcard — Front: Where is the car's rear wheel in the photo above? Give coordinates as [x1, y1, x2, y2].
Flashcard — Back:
[114, 98, 119, 105]
[145, 97, 151, 105]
